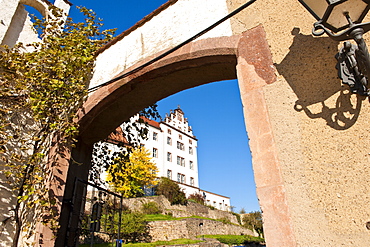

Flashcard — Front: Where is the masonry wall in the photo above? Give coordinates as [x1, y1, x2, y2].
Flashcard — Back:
[0, 0, 70, 47]
[227, 0, 370, 246]
[89, 0, 370, 246]
[90, 0, 233, 89]
[148, 218, 254, 242]
[0, 1, 71, 246]
[122, 195, 239, 225]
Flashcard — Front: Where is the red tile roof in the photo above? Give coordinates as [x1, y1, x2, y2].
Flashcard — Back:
[140, 116, 161, 129]
[106, 116, 161, 144]
[105, 126, 128, 145]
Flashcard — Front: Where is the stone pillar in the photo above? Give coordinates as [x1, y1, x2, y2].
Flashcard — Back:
[0, 0, 20, 44]
[37, 140, 72, 246]
[236, 26, 296, 246]
[54, 140, 93, 247]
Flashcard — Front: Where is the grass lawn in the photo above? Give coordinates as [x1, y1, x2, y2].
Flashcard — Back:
[79, 243, 113, 247]
[78, 238, 202, 247]
[144, 214, 177, 221]
[145, 214, 233, 224]
[201, 234, 264, 246]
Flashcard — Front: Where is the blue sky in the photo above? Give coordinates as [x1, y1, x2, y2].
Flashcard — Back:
[68, 0, 260, 213]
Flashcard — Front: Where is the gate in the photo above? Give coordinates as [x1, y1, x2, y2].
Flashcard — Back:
[68, 178, 124, 247]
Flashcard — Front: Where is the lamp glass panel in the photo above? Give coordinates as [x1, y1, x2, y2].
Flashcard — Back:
[326, 0, 368, 29]
[300, 0, 329, 19]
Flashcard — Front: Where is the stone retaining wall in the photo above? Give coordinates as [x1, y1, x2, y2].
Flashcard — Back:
[148, 218, 255, 242]
[122, 195, 239, 224]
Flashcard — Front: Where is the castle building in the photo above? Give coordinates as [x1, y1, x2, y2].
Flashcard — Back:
[104, 107, 231, 211]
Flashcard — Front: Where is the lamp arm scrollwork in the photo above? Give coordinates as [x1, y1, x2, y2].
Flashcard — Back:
[312, 20, 370, 96]
[351, 28, 370, 84]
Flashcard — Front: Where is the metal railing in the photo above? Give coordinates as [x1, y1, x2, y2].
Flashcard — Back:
[71, 178, 124, 247]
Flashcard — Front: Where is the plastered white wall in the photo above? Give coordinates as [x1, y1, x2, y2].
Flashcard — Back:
[90, 0, 233, 89]
[0, 0, 21, 44]
[0, 0, 70, 47]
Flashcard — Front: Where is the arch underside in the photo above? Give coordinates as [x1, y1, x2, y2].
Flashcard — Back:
[80, 36, 240, 144]
[68, 26, 296, 247]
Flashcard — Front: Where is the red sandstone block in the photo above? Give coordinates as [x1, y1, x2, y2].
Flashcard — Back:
[257, 185, 296, 247]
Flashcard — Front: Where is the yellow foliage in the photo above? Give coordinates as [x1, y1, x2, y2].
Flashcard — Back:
[106, 147, 158, 198]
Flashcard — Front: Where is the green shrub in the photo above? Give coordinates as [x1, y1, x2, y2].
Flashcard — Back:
[231, 212, 242, 225]
[120, 212, 151, 243]
[141, 202, 161, 214]
[187, 193, 205, 205]
[242, 211, 264, 237]
[155, 177, 187, 205]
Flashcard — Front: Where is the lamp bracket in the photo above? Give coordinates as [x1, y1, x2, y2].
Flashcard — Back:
[313, 21, 370, 41]
[336, 41, 370, 96]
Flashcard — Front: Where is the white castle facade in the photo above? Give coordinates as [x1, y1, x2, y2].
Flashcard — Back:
[103, 107, 231, 211]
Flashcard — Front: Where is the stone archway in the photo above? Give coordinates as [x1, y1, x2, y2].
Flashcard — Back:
[55, 25, 296, 247]
[0, 0, 71, 47]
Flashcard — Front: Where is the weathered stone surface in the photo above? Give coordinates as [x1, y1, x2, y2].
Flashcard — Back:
[4, 0, 370, 246]
[122, 195, 240, 225]
[148, 218, 254, 242]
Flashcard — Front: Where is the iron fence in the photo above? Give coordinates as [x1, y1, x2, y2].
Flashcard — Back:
[71, 178, 124, 247]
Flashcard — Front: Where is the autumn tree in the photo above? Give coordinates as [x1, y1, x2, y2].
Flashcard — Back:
[106, 147, 158, 198]
[90, 112, 159, 186]
[0, 6, 115, 246]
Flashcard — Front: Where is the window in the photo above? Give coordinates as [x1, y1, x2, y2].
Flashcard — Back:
[177, 173, 185, 183]
[189, 139, 192, 145]
[190, 177, 194, 186]
[177, 156, 185, 166]
[189, 146, 193, 155]
[179, 134, 182, 140]
[167, 137, 172, 145]
[152, 148, 158, 158]
[189, 161, 193, 170]
[167, 152, 172, 162]
[168, 129, 171, 135]
[167, 170, 172, 179]
[177, 141, 184, 151]
[153, 132, 158, 141]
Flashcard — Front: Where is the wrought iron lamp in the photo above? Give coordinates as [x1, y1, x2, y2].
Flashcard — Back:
[298, 0, 370, 95]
